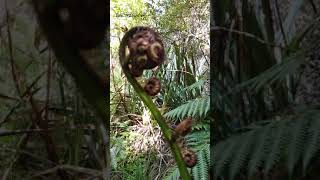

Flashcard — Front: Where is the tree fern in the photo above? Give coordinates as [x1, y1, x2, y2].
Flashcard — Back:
[214, 109, 320, 179]
[164, 96, 209, 120]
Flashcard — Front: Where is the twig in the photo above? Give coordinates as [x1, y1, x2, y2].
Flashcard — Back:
[0, 72, 44, 126]
[274, 0, 288, 47]
[0, 127, 95, 137]
[166, 69, 194, 76]
[6, 0, 22, 98]
[30, 165, 102, 178]
[0, 93, 20, 101]
[44, 49, 52, 124]
[2, 123, 33, 180]
[0, 147, 56, 165]
[211, 26, 285, 48]
[308, 0, 318, 14]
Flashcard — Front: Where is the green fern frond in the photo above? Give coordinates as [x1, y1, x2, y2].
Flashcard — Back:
[303, 112, 320, 174]
[287, 113, 309, 177]
[184, 78, 206, 92]
[247, 124, 273, 177]
[214, 136, 242, 179]
[264, 119, 291, 173]
[214, 109, 320, 179]
[164, 96, 209, 120]
[192, 144, 209, 180]
[186, 131, 210, 149]
[235, 52, 304, 92]
[192, 122, 209, 131]
[164, 167, 180, 180]
[229, 130, 257, 179]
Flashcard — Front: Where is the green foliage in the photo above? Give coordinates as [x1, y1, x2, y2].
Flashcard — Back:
[111, 136, 154, 179]
[192, 144, 210, 180]
[111, 0, 209, 178]
[236, 51, 305, 93]
[165, 142, 210, 180]
[184, 78, 206, 94]
[212, 0, 320, 179]
[165, 121, 210, 180]
[164, 167, 180, 180]
[213, 109, 320, 179]
[164, 96, 210, 120]
[111, 0, 152, 26]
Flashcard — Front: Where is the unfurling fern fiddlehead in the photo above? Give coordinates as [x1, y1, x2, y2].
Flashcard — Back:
[119, 26, 191, 179]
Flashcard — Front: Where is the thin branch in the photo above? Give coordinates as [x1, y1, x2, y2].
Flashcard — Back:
[0, 147, 56, 165]
[30, 165, 102, 178]
[0, 93, 20, 101]
[166, 69, 195, 76]
[308, 0, 318, 14]
[274, 0, 288, 47]
[6, 1, 22, 98]
[2, 123, 33, 180]
[44, 49, 52, 125]
[0, 126, 95, 137]
[0, 72, 45, 126]
[211, 26, 285, 48]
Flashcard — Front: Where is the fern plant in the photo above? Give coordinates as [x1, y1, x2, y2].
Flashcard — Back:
[213, 108, 320, 179]
[164, 96, 210, 120]
[164, 97, 210, 180]
[163, 85, 210, 180]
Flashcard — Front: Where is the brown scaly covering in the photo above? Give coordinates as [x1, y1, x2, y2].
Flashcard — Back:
[182, 149, 198, 168]
[171, 118, 198, 168]
[123, 26, 165, 77]
[144, 77, 161, 96]
[174, 117, 193, 137]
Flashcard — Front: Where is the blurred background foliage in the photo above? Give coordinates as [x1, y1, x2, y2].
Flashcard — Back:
[110, 0, 209, 179]
[212, 0, 320, 179]
[0, 0, 108, 179]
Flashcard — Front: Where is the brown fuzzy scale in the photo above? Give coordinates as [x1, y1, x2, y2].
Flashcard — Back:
[182, 149, 197, 168]
[126, 27, 165, 75]
[128, 63, 144, 77]
[174, 117, 193, 137]
[128, 54, 147, 77]
[144, 77, 161, 96]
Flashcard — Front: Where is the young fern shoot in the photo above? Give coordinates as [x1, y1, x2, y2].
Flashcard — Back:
[119, 26, 192, 180]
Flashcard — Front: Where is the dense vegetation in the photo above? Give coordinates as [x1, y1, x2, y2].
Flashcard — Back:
[0, 0, 108, 179]
[110, 0, 209, 179]
[212, 0, 320, 179]
[2, 0, 319, 179]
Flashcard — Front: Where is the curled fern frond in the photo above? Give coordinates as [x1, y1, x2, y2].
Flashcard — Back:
[119, 26, 191, 180]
